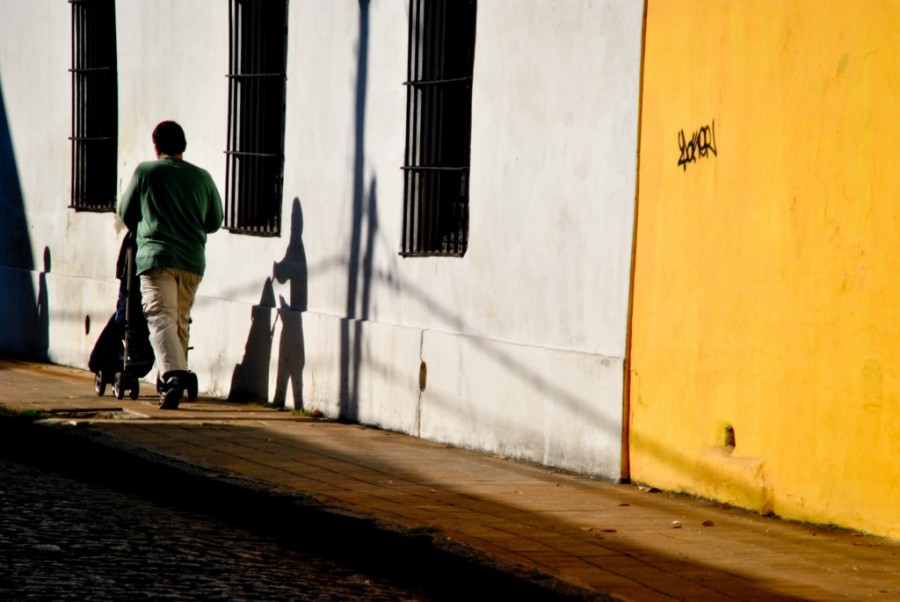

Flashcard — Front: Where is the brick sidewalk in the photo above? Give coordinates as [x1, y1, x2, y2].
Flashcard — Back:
[1, 357, 898, 601]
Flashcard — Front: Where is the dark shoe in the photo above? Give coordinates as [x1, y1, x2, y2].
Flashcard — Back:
[158, 372, 185, 410]
[159, 387, 182, 410]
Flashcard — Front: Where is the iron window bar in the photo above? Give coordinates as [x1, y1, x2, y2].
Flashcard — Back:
[403, 76, 472, 87]
[224, 151, 283, 158]
[226, 73, 285, 79]
[401, 166, 469, 172]
[69, 67, 115, 73]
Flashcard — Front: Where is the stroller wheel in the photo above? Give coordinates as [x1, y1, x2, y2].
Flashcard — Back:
[187, 372, 199, 402]
[129, 378, 140, 400]
[113, 372, 125, 400]
[94, 372, 106, 397]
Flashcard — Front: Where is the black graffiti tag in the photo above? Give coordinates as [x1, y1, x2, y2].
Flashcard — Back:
[677, 120, 717, 171]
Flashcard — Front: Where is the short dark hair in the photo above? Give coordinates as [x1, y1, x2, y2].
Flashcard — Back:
[152, 121, 187, 155]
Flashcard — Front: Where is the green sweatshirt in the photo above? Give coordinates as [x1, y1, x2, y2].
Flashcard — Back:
[118, 157, 224, 276]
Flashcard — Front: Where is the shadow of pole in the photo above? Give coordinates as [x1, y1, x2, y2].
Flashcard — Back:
[350, 179, 377, 415]
[339, 0, 370, 422]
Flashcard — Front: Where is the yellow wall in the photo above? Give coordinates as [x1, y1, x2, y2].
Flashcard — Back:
[631, 0, 900, 539]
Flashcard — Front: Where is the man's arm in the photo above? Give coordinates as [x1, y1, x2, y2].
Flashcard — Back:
[205, 182, 224, 234]
[117, 169, 142, 231]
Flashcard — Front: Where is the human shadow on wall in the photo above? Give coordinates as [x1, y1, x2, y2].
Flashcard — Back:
[228, 197, 308, 408]
[272, 197, 307, 409]
[339, 0, 371, 422]
[0, 74, 40, 358]
[228, 278, 276, 402]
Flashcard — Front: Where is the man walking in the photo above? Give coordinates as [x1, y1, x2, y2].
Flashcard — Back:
[118, 121, 224, 409]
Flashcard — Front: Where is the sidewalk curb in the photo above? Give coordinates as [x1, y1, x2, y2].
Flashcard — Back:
[0, 415, 611, 601]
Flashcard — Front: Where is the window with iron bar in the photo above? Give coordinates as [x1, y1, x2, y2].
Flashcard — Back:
[225, 0, 288, 236]
[69, 0, 118, 212]
[401, 0, 477, 257]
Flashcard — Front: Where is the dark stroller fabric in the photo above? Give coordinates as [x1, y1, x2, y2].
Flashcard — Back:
[88, 232, 153, 379]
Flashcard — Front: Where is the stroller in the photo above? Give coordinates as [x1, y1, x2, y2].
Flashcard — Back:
[89, 232, 198, 401]
[89, 232, 153, 399]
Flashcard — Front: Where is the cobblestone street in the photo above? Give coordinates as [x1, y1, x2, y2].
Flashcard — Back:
[0, 455, 435, 601]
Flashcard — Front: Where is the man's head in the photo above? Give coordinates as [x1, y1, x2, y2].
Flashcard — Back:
[152, 121, 187, 157]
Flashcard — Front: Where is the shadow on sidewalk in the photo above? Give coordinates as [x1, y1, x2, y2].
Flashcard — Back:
[0, 417, 607, 602]
[22, 418, 856, 601]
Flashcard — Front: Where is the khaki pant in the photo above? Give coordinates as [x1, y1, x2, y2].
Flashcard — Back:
[140, 267, 202, 377]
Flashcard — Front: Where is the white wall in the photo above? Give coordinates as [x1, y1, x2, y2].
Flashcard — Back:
[0, 1, 99, 362]
[0, 0, 643, 480]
